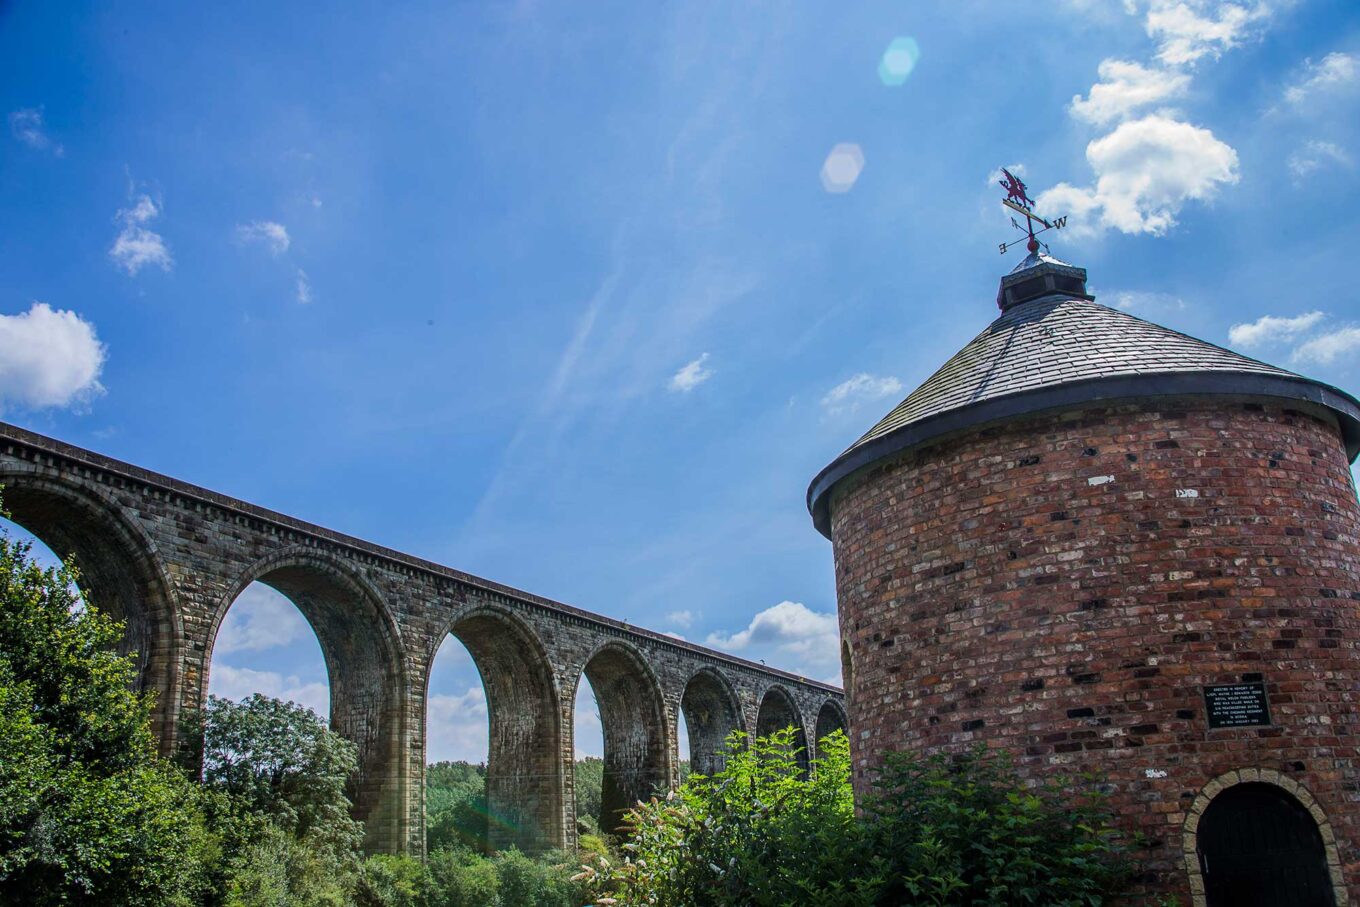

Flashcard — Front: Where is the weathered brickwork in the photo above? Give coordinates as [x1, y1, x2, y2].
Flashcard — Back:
[0, 421, 842, 857]
[829, 399, 1360, 903]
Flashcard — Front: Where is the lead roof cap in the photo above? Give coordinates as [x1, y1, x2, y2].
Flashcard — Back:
[807, 255, 1360, 538]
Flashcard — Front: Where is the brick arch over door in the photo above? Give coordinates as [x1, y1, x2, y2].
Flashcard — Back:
[679, 666, 744, 777]
[579, 641, 670, 834]
[431, 605, 563, 853]
[205, 548, 408, 854]
[756, 684, 810, 775]
[0, 472, 182, 748]
[1183, 769, 1347, 907]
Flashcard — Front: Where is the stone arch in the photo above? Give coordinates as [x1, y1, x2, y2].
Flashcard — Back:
[1183, 769, 1346, 907]
[578, 640, 670, 835]
[429, 604, 563, 854]
[0, 472, 181, 749]
[814, 698, 847, 747]
[756, 684, 810, 775]
[206, 548, 408, 854]
[679, 667, 744, 777]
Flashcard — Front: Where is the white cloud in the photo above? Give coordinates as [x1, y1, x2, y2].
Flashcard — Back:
[0, 302, 105, 411]
[1227, 310, 1325, 348]
[109, 195, 173, 275]
[820, 373, 903, 416]
[1291, 327, 1360, 366]
[214, 582, 311, 654]
[666, 609, 695, 629]
[1144, 0, 1272, 66]
[295, 269, 313, 304]
[1287, 140, 1351, 180]
[706, 600, 841, 682]
[9, 108, 63, 156]
[426, 686, 490, 763]
[208, 663, 330, 719]
[1070, 60, 1190, 125]
[668, 353, 712, 392]
[1284, 52, 1359, 108]
[236, 220, 291, 256]
[1038, 114, 1238, 236]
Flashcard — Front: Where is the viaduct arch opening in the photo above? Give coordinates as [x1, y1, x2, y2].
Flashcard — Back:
[814, 698, 847, 750]
[679, 667, 743, 777]
[431, 608, 563, 854]
[581, 642, 669, 835]
[206, 554, 407, 854]
[756, 685, 809, 775]
[0, 476, 180, 748]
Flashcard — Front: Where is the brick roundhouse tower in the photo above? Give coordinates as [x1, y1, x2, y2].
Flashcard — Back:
[808, 249, 1360, 906]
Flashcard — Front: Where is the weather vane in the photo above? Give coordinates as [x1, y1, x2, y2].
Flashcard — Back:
[997, 168, 1067, 256]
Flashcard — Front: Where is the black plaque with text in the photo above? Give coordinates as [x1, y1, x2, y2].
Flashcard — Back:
[1203, 682, 1271, 729]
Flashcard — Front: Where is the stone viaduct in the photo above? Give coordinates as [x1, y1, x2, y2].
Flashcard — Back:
[0, 421, 844, 856]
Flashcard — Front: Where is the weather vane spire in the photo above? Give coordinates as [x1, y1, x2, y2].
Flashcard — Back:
[997, 168, 1067, 257]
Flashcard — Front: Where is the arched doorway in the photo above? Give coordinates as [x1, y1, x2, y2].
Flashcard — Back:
[1196, 782, 1337, 907]
[756, 685, 809, 775]
[578, 643, 669, 836]
[679, 668, 743, 777]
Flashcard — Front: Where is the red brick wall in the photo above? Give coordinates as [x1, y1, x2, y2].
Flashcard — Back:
[829, 398, 1360, 902]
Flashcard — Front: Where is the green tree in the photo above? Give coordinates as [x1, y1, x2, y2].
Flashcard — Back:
[188, 693, 363, 861]
[424, 760, 489, 852]
[0, 521, 201, 905]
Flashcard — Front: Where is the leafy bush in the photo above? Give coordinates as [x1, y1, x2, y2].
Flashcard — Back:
[0, 525, 202, 905]
[861, 745, 1129, 906]
[582, 729, 1131, 907]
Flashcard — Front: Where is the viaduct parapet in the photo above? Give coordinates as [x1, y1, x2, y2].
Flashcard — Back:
[0, 421, 843, 856]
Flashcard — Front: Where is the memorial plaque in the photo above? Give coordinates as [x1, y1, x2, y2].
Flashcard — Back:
[1203, 682, 1271, 729]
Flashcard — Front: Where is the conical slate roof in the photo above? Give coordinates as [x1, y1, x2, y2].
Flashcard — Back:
[808, 264, 1360, 537]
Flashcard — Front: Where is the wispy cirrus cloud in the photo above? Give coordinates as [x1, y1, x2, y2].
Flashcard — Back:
[669, 353, 713, 393]
[9, 108, 63, 156]
[1287, 140, 1351, 181]
[1283, 52, 1359, 108]
[820, 373, 903, 416]
[109, 194, 173, 276]
[236, 220, 291, 256]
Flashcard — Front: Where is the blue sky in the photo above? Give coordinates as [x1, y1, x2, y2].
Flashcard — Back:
[2, 0, 1358, 762]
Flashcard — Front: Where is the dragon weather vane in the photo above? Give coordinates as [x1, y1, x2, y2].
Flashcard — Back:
[997, 168, 1067, 256]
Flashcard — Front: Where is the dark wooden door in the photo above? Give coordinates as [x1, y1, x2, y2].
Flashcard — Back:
[1199, 782, 1335, 907]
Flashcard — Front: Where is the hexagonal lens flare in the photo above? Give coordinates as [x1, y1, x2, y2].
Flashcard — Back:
[820, 143, 865, 194]
[878, 36, 921, 86]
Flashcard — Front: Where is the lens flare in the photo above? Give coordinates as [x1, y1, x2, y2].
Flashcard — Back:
[878, 36, 921, 86]
[820, 143, 865, 194]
